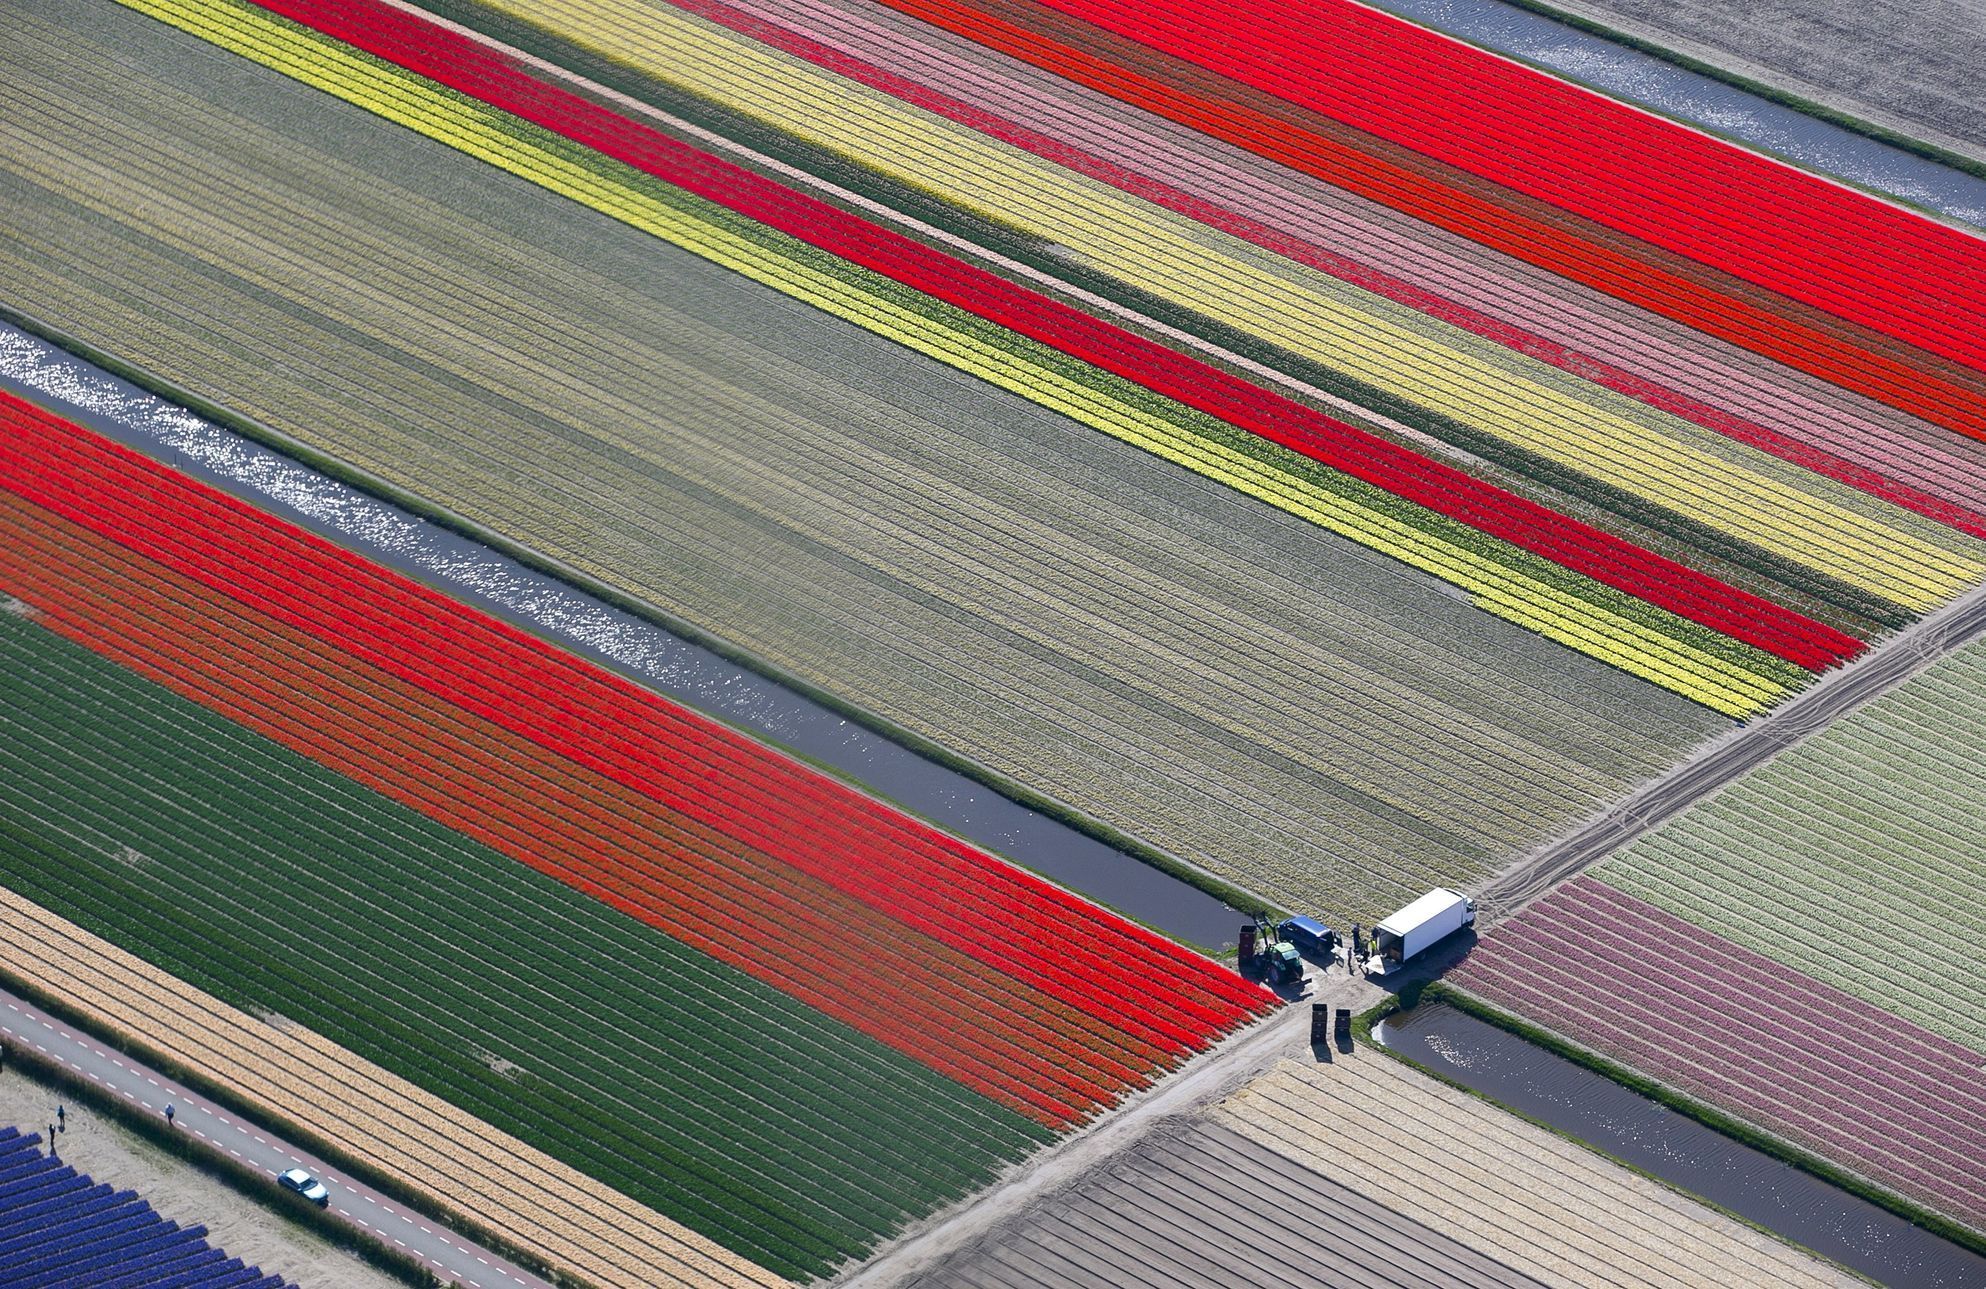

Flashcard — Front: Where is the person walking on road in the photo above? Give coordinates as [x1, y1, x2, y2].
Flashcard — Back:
[164, 1104, 175, 1128]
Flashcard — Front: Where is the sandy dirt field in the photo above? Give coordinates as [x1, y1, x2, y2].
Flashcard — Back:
[0, 1067, 402, 1289]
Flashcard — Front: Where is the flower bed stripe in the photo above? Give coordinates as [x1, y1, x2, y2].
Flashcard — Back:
[655, 0, 1986, 542]
[0, 396, 1274, 1111]
[864, 0, 1986, 440]
[0, 890, 794, 1288]
[1451, 876, 1986, 1230]
[1032, 0, 1986, 378]
[0, 495, 1146, 1128]
[457, 0, 1980, 616]
[135, 0, 1864, 679]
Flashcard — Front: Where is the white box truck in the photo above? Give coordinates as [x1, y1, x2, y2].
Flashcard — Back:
[1370, 888, 1475, 974]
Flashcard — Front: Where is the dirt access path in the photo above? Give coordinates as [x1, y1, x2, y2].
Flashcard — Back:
[838, 957, 1388, 1287]
[843, 579, 1986, 1286]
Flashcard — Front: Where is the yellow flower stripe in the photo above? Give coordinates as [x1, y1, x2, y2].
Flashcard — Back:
[492, 0, 1985, 610]
[118, 0, 1790, 714]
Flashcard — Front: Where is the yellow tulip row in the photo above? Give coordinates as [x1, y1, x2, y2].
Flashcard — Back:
[490, 0, 1985, 610]
[121, 0, 1788, 714]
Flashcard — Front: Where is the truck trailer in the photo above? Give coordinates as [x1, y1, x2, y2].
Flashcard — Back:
[1370, 888, 1475, 973]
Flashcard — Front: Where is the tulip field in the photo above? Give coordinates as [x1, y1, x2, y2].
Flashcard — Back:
[0, 393, 1273, 1280]
[1453, 880, 1986, 1234]
[119, 0, 1986, 704]
[5, 0, 1986, 1284]
[1214, 1055, 1855, 1289]
[0, 0, 1735, 920]
[1452, 631, 1986, 1236]
[1454, 638, 1986, 1234]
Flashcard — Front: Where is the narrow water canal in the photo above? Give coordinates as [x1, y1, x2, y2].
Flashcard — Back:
[0, 321, 1247, 949]
[1378, 1002, 1986, 1287]
[1363, 0, 1986, 229]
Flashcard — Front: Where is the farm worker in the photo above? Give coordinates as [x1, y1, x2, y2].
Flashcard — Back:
[164, 1104, 175, 1127]
[56, 1104, 63, 1130]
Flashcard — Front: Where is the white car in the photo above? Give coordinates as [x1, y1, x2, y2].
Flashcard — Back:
[277, 1167, 330, 1207]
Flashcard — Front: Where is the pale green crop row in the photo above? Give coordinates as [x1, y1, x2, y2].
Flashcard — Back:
[1608, 640, 1986, 1054]
[0, 0, 1724, 917]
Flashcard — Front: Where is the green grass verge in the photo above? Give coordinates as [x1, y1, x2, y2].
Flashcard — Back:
[1366, 981, 1986, 1263]
[0, 301, 1278, 932]
[0, 1042, 448, 1289]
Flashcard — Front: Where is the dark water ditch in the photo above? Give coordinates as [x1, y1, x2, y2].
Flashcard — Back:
[0, 320, 1246, 949]
[1377, 1001, 1986, 1287]
[1363, 0, 1986, 230]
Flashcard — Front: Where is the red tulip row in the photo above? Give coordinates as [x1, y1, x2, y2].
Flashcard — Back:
[664, 0, 1986, 540]
[0, 396, 1274, 1101]
[241, 0, 1863, 670]
[1035, 0, 1986, 379]
[0, 494, 1167, 1126]
[867, 0, 1986, 442]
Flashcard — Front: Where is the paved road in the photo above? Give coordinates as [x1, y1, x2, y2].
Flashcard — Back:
[1483, 580, 1986, 919]
[0, 985, 550, 1289]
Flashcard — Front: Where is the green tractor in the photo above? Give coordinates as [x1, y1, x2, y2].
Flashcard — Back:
[1247, 912, 1305, 987]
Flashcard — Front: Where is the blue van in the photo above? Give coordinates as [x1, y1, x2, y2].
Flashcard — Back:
[1278, 916, 1336, 960]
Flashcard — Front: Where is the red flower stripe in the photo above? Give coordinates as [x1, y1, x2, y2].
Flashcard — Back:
[1, 444, 1248, 1054]
[241, 0, 1861, 669]
[0, 495, 1143, 1126]
[0, 397, 1272, 1048]
[863, 0, 1986, 441]
[663, 0, 1986, 540]
[1034, 0, 1986, 377]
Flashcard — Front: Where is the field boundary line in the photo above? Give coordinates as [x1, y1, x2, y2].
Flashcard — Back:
[1483, 573, 1986, 917]
[0, 299, 1278, 930]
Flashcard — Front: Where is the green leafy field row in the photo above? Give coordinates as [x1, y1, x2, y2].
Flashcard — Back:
[0, 613, 1049, 1278]
[1608, 635, 1986, 1054]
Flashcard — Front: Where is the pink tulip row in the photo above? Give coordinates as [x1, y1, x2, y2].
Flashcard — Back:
[1453, 876, 1986, 1227]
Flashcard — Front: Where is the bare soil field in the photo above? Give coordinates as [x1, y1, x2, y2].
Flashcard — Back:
[896, 1117, 1542, 1288]
[0, 1069, 399, 1289]
[1216, 1055, 1858, 1289]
